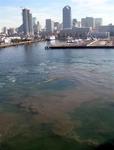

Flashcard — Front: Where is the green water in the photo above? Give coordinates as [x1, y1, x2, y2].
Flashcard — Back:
[1, 43, 114, 149]
[1, 99, 114, 150]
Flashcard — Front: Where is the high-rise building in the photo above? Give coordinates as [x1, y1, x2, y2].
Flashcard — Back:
[81, 17, 94, 28]
[28, 13, 34, 35]
[22, 8, 34, 36]
[95, 18, 103, 28]
[33, 17, 37, 26]
[46, 19, 54, 32]
[37, 21, 41, 33]
[63, 6, 72, 29]
[2, 27, 7, 34]
[22, 9, 29, 35]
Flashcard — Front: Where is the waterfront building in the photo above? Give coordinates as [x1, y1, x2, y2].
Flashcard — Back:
[89, 31, 109, 39]
[46, 19, 54, 33]
[96, 24, 114, 36]
[81, 17, 95, 28]
[58, 27, 90, 40]
[63, 6, 72, 29]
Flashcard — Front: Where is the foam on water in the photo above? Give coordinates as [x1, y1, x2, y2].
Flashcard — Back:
[7, 76, 16, 83]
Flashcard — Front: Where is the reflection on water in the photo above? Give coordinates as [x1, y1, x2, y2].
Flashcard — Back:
[0, 42, 114, 149]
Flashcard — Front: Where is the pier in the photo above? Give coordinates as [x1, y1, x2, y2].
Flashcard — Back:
[45, 39, 114, 49]
[45, 45, 114, 49]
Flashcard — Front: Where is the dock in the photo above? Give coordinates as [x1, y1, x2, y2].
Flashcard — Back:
[45, 39, 114, 49]
[45, 45, 114, 49]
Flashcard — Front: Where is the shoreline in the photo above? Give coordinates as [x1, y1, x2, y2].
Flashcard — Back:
[0, 39, 43, 49]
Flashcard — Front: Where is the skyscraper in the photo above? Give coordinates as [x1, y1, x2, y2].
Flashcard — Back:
[28, 13, 33, 35]
[46, 19, 54, 32]
[33, 17, 37, 26]
[22, 9, 29, 35]
[22, 8, 34, 36]
[63, 6, 72, 29]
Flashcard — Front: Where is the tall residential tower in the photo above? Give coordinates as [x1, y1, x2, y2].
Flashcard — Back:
[22, 9, 34, 36]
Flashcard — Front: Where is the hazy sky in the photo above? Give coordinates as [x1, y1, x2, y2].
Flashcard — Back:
[0, 0, 114, 30]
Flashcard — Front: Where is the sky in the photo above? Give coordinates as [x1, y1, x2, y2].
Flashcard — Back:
[0, 0, 114, 30]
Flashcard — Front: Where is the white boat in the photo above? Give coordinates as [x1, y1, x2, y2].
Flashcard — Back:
[46, 35, 56, 41]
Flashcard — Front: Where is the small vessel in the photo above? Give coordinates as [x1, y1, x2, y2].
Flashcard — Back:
[46, 35, 56, 41]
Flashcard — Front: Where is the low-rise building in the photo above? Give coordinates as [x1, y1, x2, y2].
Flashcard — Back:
[96, 25, 114, 36]
[88, 31, 110, 39]
[58, 27, 90, 40]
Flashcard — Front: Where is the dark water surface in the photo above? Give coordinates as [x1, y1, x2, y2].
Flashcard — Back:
[0, 42, 114, 149]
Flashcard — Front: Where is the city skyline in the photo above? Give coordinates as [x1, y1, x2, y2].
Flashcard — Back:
[0, 0, 114, 30]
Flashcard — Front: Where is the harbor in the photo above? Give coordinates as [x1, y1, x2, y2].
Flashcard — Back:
[1, 1, 114, 149]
